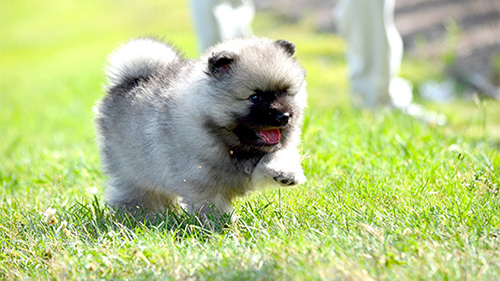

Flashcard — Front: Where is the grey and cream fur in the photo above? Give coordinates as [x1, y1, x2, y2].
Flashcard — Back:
[95, 37, 307, 219]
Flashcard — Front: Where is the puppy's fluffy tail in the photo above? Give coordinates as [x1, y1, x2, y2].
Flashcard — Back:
[105, 38, 180, 88]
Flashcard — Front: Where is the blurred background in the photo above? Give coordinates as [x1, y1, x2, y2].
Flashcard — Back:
[267, 0, 500, 100]
[1, 0, 499, 156]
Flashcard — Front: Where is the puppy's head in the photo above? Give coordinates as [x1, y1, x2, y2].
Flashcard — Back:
[202, 38, 307, 155]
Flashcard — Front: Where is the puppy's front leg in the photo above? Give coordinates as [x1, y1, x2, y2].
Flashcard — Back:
[251, 148, 306, 187]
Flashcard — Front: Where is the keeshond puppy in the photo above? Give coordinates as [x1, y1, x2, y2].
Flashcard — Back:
[95, 37, 307, 221]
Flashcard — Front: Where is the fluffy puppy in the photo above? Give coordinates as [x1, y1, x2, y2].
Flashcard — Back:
[95, 37, 307, 220]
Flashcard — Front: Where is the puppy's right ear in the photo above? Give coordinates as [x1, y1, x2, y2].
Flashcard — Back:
[208, 51, 236, 79]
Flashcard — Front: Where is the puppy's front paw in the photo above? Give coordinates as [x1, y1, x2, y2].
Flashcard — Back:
[273, 175, 295, 186]
[272, 169, 306, 186]
[251, 148, 307, 188]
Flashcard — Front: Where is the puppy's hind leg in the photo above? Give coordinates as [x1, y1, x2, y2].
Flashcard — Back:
[180, 193, 235, 226]
[106, 179, 175, 211]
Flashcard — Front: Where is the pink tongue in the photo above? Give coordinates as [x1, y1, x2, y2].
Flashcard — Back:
[259, 129, 281, 144]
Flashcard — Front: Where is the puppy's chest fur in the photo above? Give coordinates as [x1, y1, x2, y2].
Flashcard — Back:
[191, 135, 265, 196]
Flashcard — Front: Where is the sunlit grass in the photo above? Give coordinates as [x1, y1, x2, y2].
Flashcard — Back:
[1, 1, 499, 280]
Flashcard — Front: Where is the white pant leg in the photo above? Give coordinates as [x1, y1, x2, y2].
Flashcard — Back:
[336, 0, 410, 108]
[190, 0, 254, 52]
[190, 0, 221, 52]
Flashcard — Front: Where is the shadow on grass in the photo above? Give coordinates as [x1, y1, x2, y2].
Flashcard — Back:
[26, 196, 233, 244]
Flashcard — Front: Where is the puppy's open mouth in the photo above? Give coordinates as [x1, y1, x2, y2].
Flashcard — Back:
[257, 128, 281, 145]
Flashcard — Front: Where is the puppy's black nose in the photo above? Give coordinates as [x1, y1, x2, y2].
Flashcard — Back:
[275, 112, 290, 126]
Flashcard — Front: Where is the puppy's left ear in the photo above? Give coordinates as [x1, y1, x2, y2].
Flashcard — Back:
[275, 40, 295, 56]
[208, 51, 236, 79]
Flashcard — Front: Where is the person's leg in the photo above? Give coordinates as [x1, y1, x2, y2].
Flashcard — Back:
[190, 0, 221, 52]
[336, 0, 412, 109]
[190, 0, 254, 52]
[213, 0, 254, 41]
[336, 0, 390, 108]
[385, 0, 413, 109]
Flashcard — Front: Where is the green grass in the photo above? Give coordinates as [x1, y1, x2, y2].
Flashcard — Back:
[1, 0, 499, 280]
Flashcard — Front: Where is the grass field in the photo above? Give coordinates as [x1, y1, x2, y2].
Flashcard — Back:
[1, 0, 499, 280]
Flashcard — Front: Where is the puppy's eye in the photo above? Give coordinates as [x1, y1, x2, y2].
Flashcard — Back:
[249, 94, 263, 102]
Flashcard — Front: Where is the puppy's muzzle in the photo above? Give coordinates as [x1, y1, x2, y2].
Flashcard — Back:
[275, 112, 290, 126]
